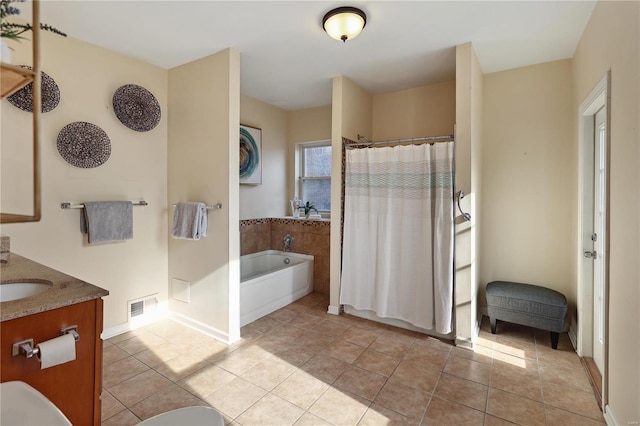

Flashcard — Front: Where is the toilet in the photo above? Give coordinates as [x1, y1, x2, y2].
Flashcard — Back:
[137, 406, 224, 426]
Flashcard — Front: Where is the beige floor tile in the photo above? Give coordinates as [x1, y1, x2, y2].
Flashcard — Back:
[321, 339, 366, 363]
[142, 318, 187, 339]
[334, 365, 388, 401]
[101, 409, 141, 426]
[188, 338, 231, 363]
[444, 354, 491, 385]
[288, 312, 326, 328]
[107, 328, 149, 344]
[129, 383, 207, 421]
[342, 326, 380, 347]
[422, 395, 485, 426]
[272, 370, 330, 410]
[268, 307, 300, 323]
[274, 347, 317, 367]
[544, 405, 606, 425]
[294, 412, 332, 425]
[215, 344, 273, 375]
[300, 353, 349, 384]
[404, 344, 451, 370]
[491, 350, 539, 376]
[490, 322, 536, 343]
[369, 335, 412, 358]
[103, 339, 114, 348]
[236, 394, 304, 426]
[154, 354, 210, 382]
[494, 335, 537, 360]
[107, 369, 173, 407]
[248, 334, 293, 354]
[490, 365, 542, 401]
[240, 356, 297, 390]
[452, 345, 492, 365]
[539, 363, 593, 392]
[359, 404, 417, 425]
[243, 316, 282, 333]
[311, 319, 351, 336]
[101, 389, 126, 421]
[374, 377, 431, 421]
[133, 342, 184, 368]
[115, 333, 168, 355]
[484, 414, 518, 425]
[204, 377, 266, 419]
[269, 323, 308, 341]
[486, 387, 545, 426]
[293, 330, 336, 353]
[434, 373, 488, 411]
[309, 387, 370, 425]
[381, 327, 419, 345]
[353, 349, 402, 377]
[537, 348, 583, 371]
[103, 356, 150, 388]
[542, 381, 604, 421]
[389, 358, 440, 392]
[178, 364, 236, 399]
[103, 344, 130, 366]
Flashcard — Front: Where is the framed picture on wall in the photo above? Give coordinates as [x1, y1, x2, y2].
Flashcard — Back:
[239, 124, 262, 185]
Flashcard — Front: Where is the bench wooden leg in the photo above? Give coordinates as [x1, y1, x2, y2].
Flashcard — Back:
[550, 331, 559, 349]
[490, 317, 497, 334]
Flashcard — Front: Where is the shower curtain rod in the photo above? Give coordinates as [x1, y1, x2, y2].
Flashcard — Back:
[347, 134, 454, 148]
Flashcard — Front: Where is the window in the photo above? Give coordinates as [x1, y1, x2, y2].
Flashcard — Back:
[298, 140, 331, 212]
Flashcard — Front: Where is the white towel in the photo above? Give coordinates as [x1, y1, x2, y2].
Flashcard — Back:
[171, 202, 207, 240]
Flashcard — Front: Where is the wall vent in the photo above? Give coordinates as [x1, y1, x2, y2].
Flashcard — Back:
[128, 294, 159, 323]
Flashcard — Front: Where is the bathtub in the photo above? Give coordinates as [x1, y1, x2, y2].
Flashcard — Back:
[240, 250, 314, 327]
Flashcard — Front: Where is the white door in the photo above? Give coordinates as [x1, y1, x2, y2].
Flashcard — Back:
[590, 106, 607, 373]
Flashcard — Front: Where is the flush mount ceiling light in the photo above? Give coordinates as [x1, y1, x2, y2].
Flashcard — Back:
[322, 6, 367, 42]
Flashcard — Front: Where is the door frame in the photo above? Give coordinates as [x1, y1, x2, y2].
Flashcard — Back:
[576, 71, 610, 409]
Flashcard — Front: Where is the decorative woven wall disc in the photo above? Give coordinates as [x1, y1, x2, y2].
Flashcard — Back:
[112, 84, 161, 132]
[7, 66, 60, 113]
[56, 122, 111, 168]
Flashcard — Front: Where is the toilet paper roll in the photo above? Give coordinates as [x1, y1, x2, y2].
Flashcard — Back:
[37, 333, 76, 369]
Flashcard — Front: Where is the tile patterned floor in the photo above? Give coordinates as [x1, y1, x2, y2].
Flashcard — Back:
[101, 293, 604, 425]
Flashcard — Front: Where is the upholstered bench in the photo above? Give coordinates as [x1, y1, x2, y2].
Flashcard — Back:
[486, 281, 568, 349]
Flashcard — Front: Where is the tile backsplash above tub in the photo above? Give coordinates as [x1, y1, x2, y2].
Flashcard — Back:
[240, 218, 330, 294]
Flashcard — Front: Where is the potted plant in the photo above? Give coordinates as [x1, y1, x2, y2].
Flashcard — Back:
[1, 0, 66, 62]
[303, 201, 318, 219]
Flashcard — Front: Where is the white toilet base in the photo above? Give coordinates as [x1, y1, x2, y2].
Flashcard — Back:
[137, 406, 224, 426]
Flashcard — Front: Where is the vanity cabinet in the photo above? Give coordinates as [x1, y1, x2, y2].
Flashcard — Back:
[0, 298, 104, 425]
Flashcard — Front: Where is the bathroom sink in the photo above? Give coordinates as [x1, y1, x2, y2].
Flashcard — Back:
[0, 381, 72, 425]
[0, 281, 52, 302]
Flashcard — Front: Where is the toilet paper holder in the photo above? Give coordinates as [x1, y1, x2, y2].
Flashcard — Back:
[12, 325, 80, 358]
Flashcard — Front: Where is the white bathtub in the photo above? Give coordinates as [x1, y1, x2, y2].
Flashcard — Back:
[240, 250, 314, 327]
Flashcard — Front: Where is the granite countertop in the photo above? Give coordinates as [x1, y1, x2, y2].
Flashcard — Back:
[0, 253, 109, 322]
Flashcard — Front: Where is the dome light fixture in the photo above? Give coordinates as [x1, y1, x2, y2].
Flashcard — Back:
[322, 6, 367, 42]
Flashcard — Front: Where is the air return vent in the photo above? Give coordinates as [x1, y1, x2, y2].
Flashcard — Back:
[127, 294, 159, 324]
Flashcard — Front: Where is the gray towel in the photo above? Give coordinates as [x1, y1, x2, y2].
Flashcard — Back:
[80, 201, 133, 244]
[171, 202, 207, 240]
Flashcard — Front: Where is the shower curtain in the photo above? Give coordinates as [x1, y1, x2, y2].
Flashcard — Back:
[340, 142, 454, 334]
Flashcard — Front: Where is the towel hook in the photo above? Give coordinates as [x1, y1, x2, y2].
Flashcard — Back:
[457, 190, 472, 222]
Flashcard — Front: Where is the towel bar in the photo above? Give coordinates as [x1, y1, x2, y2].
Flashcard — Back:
[61, 201, 148, 209]
[171, 203, 222, 210]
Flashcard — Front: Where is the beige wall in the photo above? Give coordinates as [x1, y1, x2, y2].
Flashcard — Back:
[372, 80, 456, 141]
[239, 95, 288, 220]
[168, 48, 241, 342]
[481, 60, 574, 307]
[0, 33, 169, 331]
[329, 76, 373, 310]
[572, 1, 639, 423]
[455, 42, 483, 345]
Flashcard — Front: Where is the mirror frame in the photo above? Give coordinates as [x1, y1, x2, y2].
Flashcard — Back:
[1, 0, 41, 223]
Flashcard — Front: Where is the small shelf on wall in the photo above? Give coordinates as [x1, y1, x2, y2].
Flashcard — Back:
[1, 62, 36, 98]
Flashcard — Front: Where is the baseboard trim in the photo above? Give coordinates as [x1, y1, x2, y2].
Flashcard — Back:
[569, 321, 578, 351]
[327, 304, 341, 315]
[603, 404, 620, 426]
[169, 311, 231, 344]
[101, 309, 168, 340]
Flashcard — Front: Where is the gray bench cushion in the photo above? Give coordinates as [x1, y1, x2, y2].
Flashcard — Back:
[486, 281, 567, 333]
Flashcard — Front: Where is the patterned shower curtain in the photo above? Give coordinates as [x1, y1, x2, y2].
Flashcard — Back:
[340, 142, 454, 334]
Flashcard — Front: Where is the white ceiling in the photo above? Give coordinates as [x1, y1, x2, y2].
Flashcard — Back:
[38, 1, 596, 111]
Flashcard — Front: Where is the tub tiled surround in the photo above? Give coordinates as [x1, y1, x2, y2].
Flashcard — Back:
[240, 218, 330, 294]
